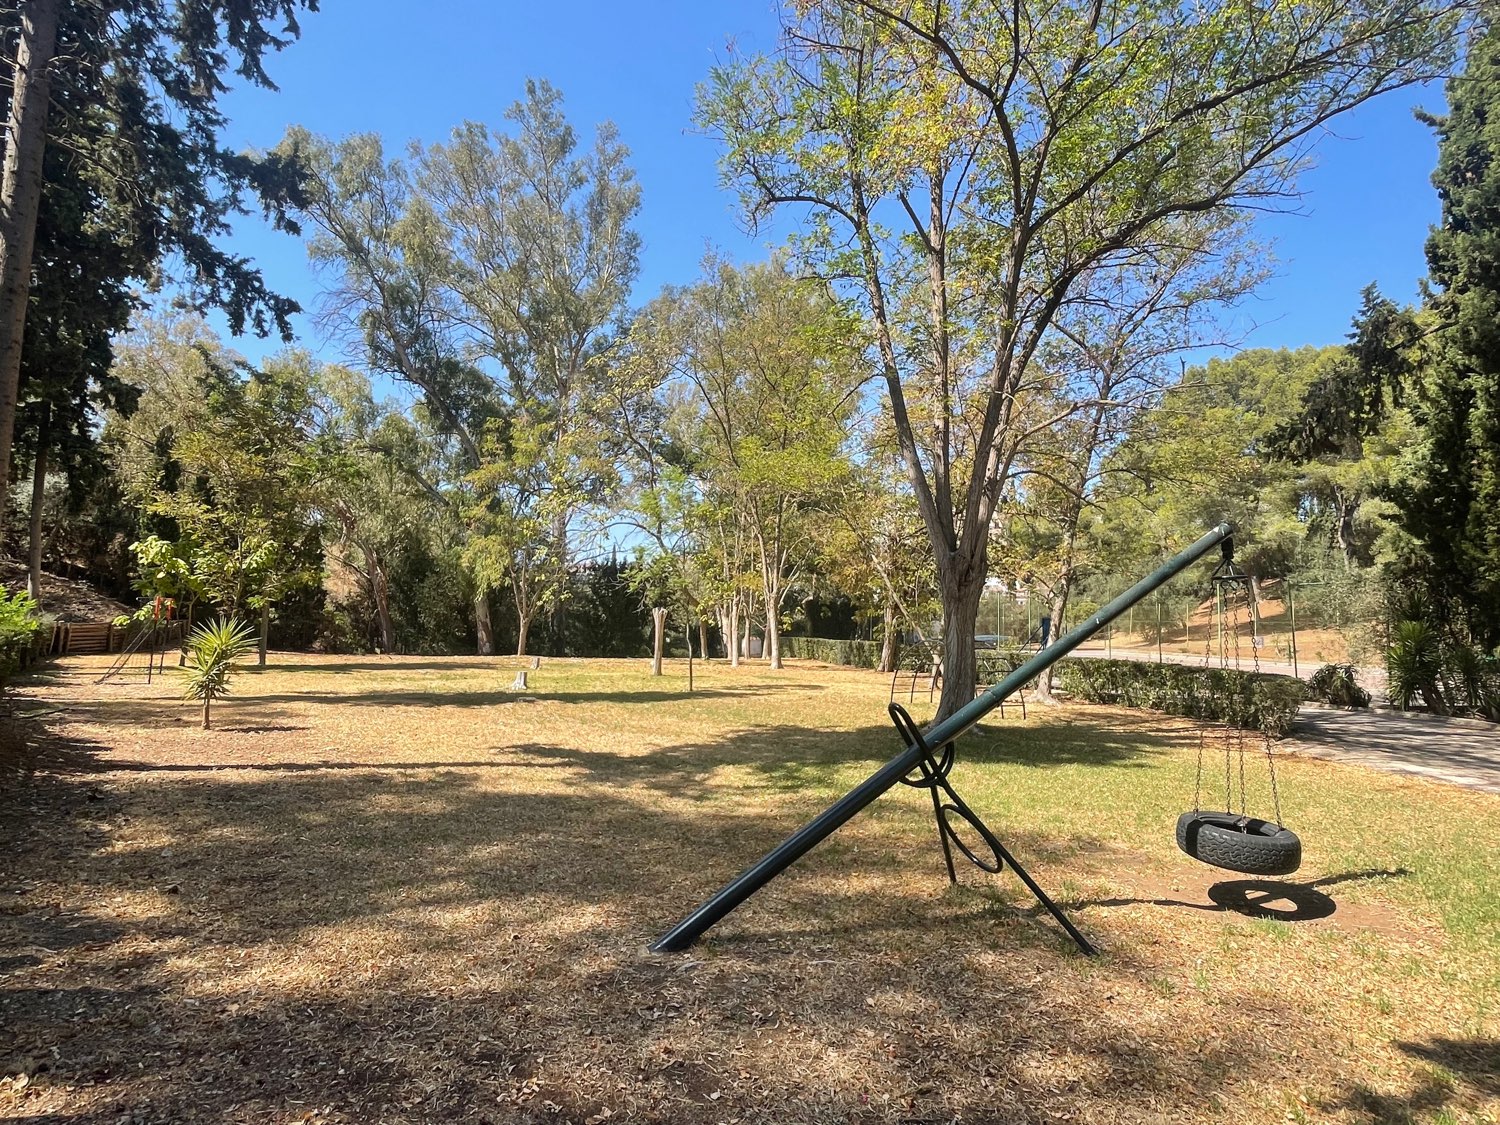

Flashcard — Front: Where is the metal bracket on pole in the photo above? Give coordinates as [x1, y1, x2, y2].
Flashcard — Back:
[649, 522, 1235, 955]
[889, 701, 1095, 954]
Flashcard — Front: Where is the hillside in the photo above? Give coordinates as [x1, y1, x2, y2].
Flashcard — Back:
[0, 563, 133, 622]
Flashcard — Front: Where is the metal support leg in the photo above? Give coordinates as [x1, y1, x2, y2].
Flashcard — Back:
[889, 703, 1095, 955]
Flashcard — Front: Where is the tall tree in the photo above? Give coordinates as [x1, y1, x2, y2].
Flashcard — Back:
[699, 0, 1470, 719]
[1399, 19, 1500, 644]
[0, 0, 315, 535]
[286, 84, 643, 655]
[631, 256, 862, 669]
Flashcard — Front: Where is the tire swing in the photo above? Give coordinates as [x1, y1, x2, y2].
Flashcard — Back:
[1175, 542, 1301, 878]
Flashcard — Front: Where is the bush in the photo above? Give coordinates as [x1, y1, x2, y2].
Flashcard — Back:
[1056, 658, 1305, 738]
[1386, 618, 1444, 711]
[0, 586, 45, 686]
[1442, 643, 1500, 722]
[1307, 662, 1371, 709]
[780, 635, 884, 669]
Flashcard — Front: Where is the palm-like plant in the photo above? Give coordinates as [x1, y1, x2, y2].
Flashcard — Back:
[179, 617, 257, 729]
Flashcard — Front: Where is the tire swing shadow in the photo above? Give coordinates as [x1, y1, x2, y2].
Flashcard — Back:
[1204, 879, 1336, 922]
[1052, 868, 1410, 926]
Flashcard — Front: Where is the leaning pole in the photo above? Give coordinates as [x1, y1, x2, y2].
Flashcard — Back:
[651, 522, 1236, 954]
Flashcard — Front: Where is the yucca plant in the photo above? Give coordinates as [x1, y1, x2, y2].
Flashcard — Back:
[179, 617, 257, 730]
[1386, 618, 1444, 712]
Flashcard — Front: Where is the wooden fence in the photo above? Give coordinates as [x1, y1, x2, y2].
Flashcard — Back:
[47, 620, 185, 657]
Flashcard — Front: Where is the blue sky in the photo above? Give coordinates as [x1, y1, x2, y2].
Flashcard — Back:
[209, 0, 1448, 368]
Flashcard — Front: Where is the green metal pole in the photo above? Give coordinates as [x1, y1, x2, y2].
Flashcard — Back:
[651, 523, 1236, 954]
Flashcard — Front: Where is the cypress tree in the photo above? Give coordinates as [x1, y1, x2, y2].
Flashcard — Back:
[1405, 21, 1500, 645]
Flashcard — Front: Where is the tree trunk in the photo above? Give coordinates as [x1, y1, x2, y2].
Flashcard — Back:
[934, 569, 986, 722]
[727, 599, 741, 667]
[698, 618, 709, 665]
[202, 696, 211, 731]
[371, 558, 395, 652]
[685, 621, 694, 691]
[475, 589, 495, 655]
[651, 606, 667, 675]
[765, 597, 782, 669]
[516, 612, 531, 658]
[26, 401, 48, 602]
[1035, 574, 1072, 702]
[0, 0, 60, 536]
[258, 600, 269, 667]
[879, 596, 898, 674]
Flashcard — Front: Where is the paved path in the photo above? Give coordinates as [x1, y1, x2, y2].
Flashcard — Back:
[1285, 705, 1500, 794]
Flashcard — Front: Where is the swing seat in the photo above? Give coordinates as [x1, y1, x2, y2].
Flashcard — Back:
[1175, 810, 1301, 877]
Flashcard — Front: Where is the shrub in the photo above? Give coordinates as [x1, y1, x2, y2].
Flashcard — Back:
[1386, 618, 1444, 711]
[179, 617, 258, 729]
[1443, 643, 1500, 722]
[1307, 663, 1371, 709]
[1056, 658, 1305, 738]
[780, 635, 883, 669]
[0, 586, 45, 686]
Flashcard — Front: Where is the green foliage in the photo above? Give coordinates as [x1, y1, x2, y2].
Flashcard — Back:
[178, 617, 258, 729]
[1442, 643, 1500, 722]
[1307, 663, 1371, 709]
[1396, 21, 1500, 647]
[1386, 619, 1444, 712]
[0, 586, 45, 685]
[1057, 658, 1305, 738]
[779, 636, 884, 670]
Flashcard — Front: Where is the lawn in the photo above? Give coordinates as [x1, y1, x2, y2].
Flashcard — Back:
[2, 654, 1497, 1124]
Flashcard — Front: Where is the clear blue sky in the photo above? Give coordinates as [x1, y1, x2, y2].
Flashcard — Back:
[209, 0, 1448, 367]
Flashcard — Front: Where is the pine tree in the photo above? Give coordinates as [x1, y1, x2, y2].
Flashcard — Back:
[1406, 20, 1500, 645]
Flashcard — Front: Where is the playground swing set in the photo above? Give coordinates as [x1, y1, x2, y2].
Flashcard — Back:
[652, 522, 1301, 956]
[95, 596, 183, 686]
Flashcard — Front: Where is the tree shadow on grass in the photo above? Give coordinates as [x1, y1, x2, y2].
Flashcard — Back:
[1, 717, 1482, 1125]
[1322, 1038, 1500, 1123]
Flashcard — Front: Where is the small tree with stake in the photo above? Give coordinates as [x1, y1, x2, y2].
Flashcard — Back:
[179, 618, 257, 731]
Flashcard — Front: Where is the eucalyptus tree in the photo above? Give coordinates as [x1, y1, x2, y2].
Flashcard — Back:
[699, 0, 1472, 718]
[286, 127, 506, 649]
[415, 79, 643, 639]
[285, 82, 642, 655]
[0, 0, 315, 534]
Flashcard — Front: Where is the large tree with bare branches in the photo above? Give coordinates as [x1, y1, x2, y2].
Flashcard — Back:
[699, 0, 1471, 719]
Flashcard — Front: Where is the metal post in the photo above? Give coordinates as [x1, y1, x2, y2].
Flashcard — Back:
[1156, 596, 1163, 663]
[650, 523, 1235, 954]
[1288, 579, 1298, 679]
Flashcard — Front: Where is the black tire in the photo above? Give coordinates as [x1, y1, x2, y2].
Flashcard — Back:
[1176, 810, 1302, 876]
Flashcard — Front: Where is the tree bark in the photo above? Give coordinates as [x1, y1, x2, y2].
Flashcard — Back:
[934, 567, 986, 721]
[26, 400, 48, 602]
[698, 617, 709, 666]
[515, 611, 531, 658]
[727, 598, 740, 667]
[258, 600, 269, 667]
[0, 0, 61, 537]
[475, 589, 495, 655]
[651, 606, 667, 675]
[202, 696, 211, 731]
[879, 596, 898, 674]
[371, 557, 395, 652]
[765, 597, 782, 669]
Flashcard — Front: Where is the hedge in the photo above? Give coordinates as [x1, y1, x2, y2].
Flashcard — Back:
[1056, 657, 1305, 738]
[780, 635, 884, 669]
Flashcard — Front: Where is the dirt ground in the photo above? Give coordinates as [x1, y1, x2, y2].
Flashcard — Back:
[2, 654, 1496, 1124]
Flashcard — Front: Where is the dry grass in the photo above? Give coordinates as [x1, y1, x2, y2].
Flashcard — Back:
[2, 653, 1497, 1125]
